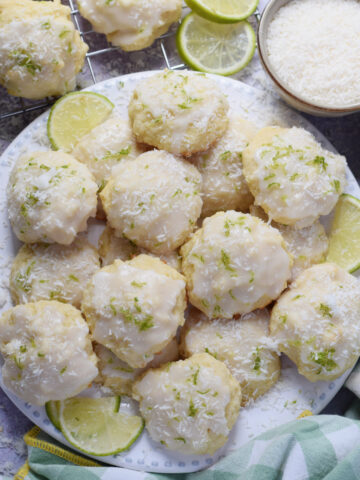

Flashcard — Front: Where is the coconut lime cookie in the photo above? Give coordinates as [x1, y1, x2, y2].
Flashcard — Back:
[132, 353, 241, 455]
[0, 301, 98, 405]
[190, 115, 257, 217]
[270, 263, 360, 382]
[0, 0, 88, 99]
[10, 236, 100, 308]
[7, 151, 97, 245]
[98, 224, 181, 271]
[101, 150, 202, 254]
[181, 211, 292, 318]
[71, 115, 145, 194]
[250, 205, 329, 281]
[78, 0, 181, 51]
[128, 70, 229, 156]
[94, 338, 179, 396]
[181, 308, 280, 406]
[82, 255, 186, 368]
[243, 127, 347, 228]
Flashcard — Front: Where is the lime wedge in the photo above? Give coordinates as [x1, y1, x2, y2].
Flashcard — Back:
[58, 396, 144, 456]
[185, 0, 259, 23]
[327, 194, 360, 273]
[45, 401, 60, 430]
[47, 91, 114, 152]
[177, 13, 256, 76]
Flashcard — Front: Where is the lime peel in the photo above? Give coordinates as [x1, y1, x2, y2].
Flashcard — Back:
[45, 401, 61, 430]
[177, 13, 256, 76]
[47, 91, 114, 153]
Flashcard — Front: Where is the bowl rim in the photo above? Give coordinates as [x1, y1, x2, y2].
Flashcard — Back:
[257, 0, 360, 114]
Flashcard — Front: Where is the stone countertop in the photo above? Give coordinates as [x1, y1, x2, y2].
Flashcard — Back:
[1, 0, 360, 476]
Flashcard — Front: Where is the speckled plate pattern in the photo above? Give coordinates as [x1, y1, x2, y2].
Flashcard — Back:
[0, 71, 359, 474]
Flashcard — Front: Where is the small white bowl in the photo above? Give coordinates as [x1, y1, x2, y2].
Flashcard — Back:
[257, 0, 360, 117]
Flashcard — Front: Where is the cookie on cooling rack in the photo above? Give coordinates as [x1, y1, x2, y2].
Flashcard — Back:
[7, 151, 98, 245]
[190, 115, 257, 218]
[132, 353, 241, 455]
[0, 0, 88, 99]
[128, 70, 229, 156]
[180, 307, 280, 406]
[270, 263, 360, 382]
[181, 211, 292, 318]
[100, 150, 202, 254]
[77, 0, 181, 51]
[243, 126, 347, 228]
[0, 300, 98, 405]
[10, 235, 100, 308]
[81, 255, 186, 368]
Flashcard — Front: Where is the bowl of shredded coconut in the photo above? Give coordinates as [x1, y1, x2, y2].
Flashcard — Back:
[258, 0, 360, 116]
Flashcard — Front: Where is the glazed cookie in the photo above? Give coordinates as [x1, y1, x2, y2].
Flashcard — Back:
[101, 150, 202, 254]
[181, 211, 292, 318]
[78, 0, 181, 51]
[243, 127, 347, 228]
[0, 0, 88, 99]
[128, 70, 229, 156]
[181, 308, 280, 405]
[81, 255, 186, 368]
[270, 263, 360, 382]
[7, 151, 97, 244]
[190, 115, 257, 217]
[10, 236, 100, 308]
[133, 353, 241, 454]
[0, 301, 98, 405]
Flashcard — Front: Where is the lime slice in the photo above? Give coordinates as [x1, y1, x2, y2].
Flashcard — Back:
[58, 396, 144, 456]
[45, 401, 60, 430]
[177, 13, 256, 76]
[327, 194, 360, 273]
[185, 0, 259, 23]
[47, 91, 114, 152]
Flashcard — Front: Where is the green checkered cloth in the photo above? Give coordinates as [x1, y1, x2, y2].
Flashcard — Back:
[12, 413, 360, 480]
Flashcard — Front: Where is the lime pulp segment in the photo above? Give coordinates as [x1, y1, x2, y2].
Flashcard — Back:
[177, 13, 256, 76]
[185, 0, 259, 23]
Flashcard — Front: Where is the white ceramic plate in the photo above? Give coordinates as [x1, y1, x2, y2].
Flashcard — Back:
[0, 71, 359, 474]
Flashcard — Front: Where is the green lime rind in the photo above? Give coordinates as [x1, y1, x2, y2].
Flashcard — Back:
[327, 193, 360, 274]
[185, 0, 259, 23]
[177, 13, 256, 76]
[47, 91, 114, 152]
[45, 401, 61, 430]
[59, 396, 144, 457]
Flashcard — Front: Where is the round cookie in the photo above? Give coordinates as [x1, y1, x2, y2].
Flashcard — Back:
[0, 301, 98, 405]
[181, 308, 280, 405]
[7, 151, 97, 245]
[81, 255, 186, 368]
[10, 236, 100, 308]
[78, 0, 181, 51]
[128, 70, 229, 156]
[190, 115, 257, 217]
[100, 150, 202, 254]
[243, 127, 347, 228]
[181, 211, 292, 318]
[132, 353, 241, 455]
[250, 205, 329, 281]
[98, 224, 182, 271]
[270, 263, 360, 382]
[0, 0, 88, 99]
[94, 338, 179, 396]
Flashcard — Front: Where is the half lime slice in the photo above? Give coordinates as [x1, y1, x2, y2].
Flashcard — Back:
[47, 91, 114, 152]
[177, 13, 256, 76]
[185, 0, 259, 23]
[45, 401, 60, 430]
[58, 396, 144, 456]
[327, 193, 360, 273]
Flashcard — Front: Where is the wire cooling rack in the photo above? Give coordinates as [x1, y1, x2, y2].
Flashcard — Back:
[0, 0, 187, 121]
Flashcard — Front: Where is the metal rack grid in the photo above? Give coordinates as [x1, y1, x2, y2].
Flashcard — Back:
[0, 0, 186, 121]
